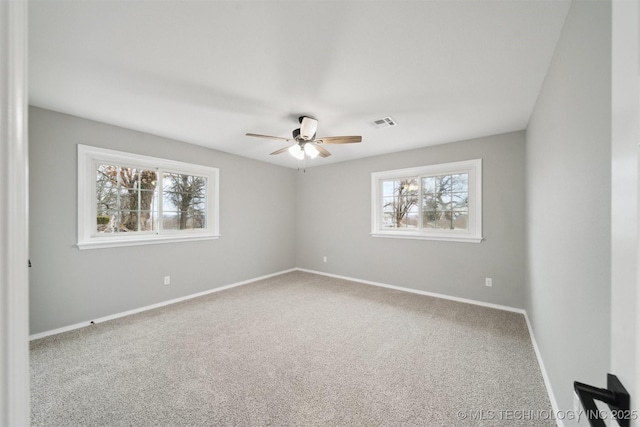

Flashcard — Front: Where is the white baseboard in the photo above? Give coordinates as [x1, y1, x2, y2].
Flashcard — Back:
[523, 312, 564, 427]
[29, 268, 297, 341]
[296, 268, 525, 314]
[297, 268, 562, 426]
[30, 267, 561, 427]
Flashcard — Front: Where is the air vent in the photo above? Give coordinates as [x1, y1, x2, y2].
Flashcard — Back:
[372, 116, 397, 129]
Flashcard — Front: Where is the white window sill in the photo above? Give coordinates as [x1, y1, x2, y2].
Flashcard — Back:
[371, 231, 483, 243]
[77, 233, 220, 250]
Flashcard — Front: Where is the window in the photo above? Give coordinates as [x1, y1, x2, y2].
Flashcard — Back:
[371, 159, 482, 243]
[78, 145, 219, 249]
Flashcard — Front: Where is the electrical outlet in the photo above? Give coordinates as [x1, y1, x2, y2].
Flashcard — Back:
[485, 277, 492, 287]
[323, 256, 327, 263]
[164, 276, 170, 285]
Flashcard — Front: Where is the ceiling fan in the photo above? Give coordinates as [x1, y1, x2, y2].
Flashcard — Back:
[246, 116, 362, 159]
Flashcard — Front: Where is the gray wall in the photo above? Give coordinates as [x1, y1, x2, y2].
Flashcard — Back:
[525, 0, 611, 418]
[296, 131, 526, 308]
[611, 0, 638, 413]
[29, 107, 297, 334]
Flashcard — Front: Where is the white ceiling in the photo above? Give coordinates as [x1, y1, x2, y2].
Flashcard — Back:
[29, 0, 571, 168]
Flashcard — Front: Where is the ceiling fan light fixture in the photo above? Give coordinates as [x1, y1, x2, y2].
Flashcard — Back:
[246, 115, 361, 161]
[304, 143, 319, 159]
[299, 116, 318, 140]
[288, 144, 305, 160]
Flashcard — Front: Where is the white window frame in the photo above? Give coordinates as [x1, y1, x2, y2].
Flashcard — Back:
[77, 144, 220, 250]
[371, 159, 482, 243]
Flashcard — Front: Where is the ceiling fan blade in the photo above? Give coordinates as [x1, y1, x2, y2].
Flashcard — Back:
[246, 133, 294, 143]
[299, 116, 318, 140]
[315, 136, 362, 144]
[270, 145, 294, 155]
[312, 143, 331, 158]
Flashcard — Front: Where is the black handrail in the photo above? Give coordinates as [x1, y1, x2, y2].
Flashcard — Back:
[573, 374, 630, 427]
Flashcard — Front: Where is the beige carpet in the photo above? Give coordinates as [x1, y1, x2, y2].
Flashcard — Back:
[31, 271, 554, 426]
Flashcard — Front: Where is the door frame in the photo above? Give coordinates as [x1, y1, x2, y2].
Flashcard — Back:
[0, 0, 30, 425]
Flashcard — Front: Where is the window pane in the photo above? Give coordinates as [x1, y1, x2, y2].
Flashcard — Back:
[451, 173, 468, 192]
[382, 196, 395, 209]
[422, 209, 437, 228]
[436, 175, 451, 193]
[440, 192, 452, 209]
[380, 178, 418, 228]
[113, 210, 158, 232]
[96, 164, 120, 211]
[452, 193, 468, 209]
[382, 180, 395, 197]
[139, 211, 157, 232]
[192, 201, 206, 213]
[383, 212, 395, 228]
[119, 211, 140, 232]
[162, 211, 204, 230]
[96, 188, 119, 211]
[101, 211, 127, 233]
[186, 211, 206, 229]
[452, 211, 469, 230]
[434, 212, 452, 230]
[163, 212, 180, 230]
[162, 173, 180, 191]
[95, 163, 158, 234]
[163, 192, 180, 211]
[423, 194, 438, 211]
[97, 211, 116, 233]
[422, 177, 436, 194]
[162, 172, 207, 230]
[405, 212, 418, 228]
[420, 172, 469, 232]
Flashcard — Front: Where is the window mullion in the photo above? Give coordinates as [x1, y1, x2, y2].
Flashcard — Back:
[417, 175, 424, 230]
[116, 165, 122, 232]
[158, 168, 163, 235]
[449, 178, 453, 230]
[137, 170, 141, 232]
[92, 160, 98, 236]
[378, 179, 383, 230]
